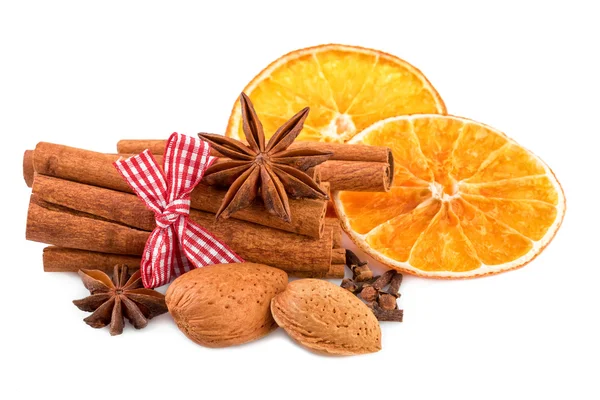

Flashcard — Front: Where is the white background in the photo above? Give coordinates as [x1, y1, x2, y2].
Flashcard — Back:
[1, 1, 598, 399]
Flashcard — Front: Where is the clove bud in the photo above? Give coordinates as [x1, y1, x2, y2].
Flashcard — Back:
[370, 303, 404, 322]
[388, 272, 403, 297]
[345, 249, 374, 281]
[340, 278, 358, 292]
[360, 285, 378, 302]
[372, 270, 396, 290]
[377, 293, 398, 310]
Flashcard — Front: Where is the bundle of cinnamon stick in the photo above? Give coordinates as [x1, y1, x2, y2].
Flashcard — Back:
[23, 138, 394, 280]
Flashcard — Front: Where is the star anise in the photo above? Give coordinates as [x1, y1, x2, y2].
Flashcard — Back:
[73, 265, 168, 336]
[199, 93, 332, 222]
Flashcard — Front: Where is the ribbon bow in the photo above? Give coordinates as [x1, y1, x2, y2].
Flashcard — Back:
[114, 133, 243, 288]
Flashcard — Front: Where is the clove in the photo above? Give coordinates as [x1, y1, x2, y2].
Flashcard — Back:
[377, 293, 398, 310]
[370, 303, 404, 322]
[388, 272, 403, 296]
[377, 272, 403, 310]
[342, 277, 377, 293]
[360, 285, 378, 302]
[340, 278, 358, 292]
[372, 270, 396, 290]
[345, 249, 373, 282]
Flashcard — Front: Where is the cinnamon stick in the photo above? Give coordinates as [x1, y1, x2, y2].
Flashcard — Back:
[117, 140, 168, 154]
[331, 248, 346, 265]
[32, 175, 152, 230]
[291, 263, 345, 279]
[26, 191, 334, 273]
[27, 196, 148, 255]
[325, 217, 342, 248]
[42, 246, 342, 278]
[117, 139, 392, 163]
[320, 160, 392, 192]
[327, 263, 346, 279]
[43, 247, 141, 273]
[23, 150, 34, 187]
[33, 143, 133, 192]
[28, 142, 327, 238]
[116, 139, 394, 192]
[190, 181, 328, 238]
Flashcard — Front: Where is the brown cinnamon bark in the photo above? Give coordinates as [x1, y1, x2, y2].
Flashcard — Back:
[43, 247, 141, 273]
[320, 160, 392, 192]
[194, 211, 333, 273]
[27, 196, 149, 255]
[117, 140, 168, 154]
[116, 139, 394, 192]
[117, 139, 392, 163]
[291, 263, 345, 279]
[43, 246, 342, 278]
[326, 218, 342, 248]
[33, 143, 134, 191]
[331, 248, 346, 265]
[189, 181, 327, 238]
[32, 175, 153, 230]
[26, 192, 334, 273]
[23, 150, 34, 187]
[327, 264, 346, 279]
[29, 142, 326, 238]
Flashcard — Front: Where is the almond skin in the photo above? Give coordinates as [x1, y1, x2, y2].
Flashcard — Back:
[166, 263, 287, 348]
[271, 279, 381, 355]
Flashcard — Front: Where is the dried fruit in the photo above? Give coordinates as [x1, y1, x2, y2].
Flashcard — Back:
[226, 44, 446, 143]
[334, 114, 565, 278]
[199, 93, 331, 222]
[73, 265, 168, 336]
[271, 279, 381, 356]
[165, 263, 287, 348]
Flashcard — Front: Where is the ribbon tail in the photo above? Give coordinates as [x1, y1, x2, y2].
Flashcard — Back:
[140, 226, 175, 288]
[180, 218, 244, 268]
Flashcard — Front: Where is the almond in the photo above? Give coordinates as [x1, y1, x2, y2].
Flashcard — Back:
[166, 263, 287, 348]
[271, 279, 381, 355]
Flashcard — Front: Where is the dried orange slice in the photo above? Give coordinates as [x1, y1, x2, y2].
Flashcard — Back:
[226, 44, 446, 143]
[332, 115, 565, 278]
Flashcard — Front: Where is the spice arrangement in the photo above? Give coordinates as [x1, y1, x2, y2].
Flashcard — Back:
[23, 44, 565, 355]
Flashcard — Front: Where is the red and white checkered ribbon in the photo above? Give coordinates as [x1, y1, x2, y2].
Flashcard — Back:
[114, 133, 243, 288]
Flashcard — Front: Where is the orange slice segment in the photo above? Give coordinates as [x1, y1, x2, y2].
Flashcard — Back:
[333, 115, 565, 278]
[459, 175, 559, 205]
[460, 194, 558, 241]
[341, 187, 432, 235]
[449, 197, 533, 266]
[408, 203, 481, 272]
[365, 200, 442, 262]
[226, 44, 446, 143]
